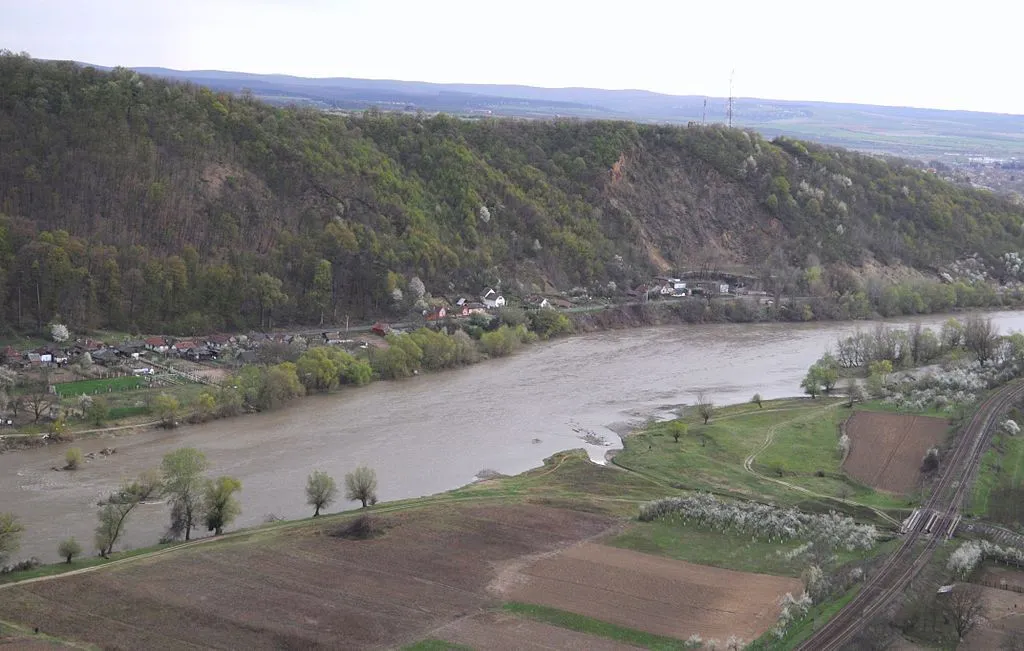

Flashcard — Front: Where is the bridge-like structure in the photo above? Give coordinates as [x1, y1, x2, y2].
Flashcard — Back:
[900, 508, 961, 539]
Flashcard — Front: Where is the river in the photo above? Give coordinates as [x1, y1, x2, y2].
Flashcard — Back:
[6, 311, 1024, 561]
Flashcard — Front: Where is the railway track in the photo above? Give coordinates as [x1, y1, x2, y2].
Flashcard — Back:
[796, 379, 1024, 651]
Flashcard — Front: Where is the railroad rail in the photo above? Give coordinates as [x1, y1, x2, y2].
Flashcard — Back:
[797, 379, 1024, 651]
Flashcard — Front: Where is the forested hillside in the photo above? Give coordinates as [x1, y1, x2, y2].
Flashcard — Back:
[2, 52, 1023, 334]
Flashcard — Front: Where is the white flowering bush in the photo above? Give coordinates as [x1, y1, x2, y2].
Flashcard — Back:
[948, 539, 1024, 578]
[883, 364, 1017, 412]
[639, 493, 876, 550]
[837, 433, 851, 458]
[831, 173, 853, 188]
[774, 592, 813, 638]
[1004, 419, 1021, 436]
[50, 323, 69, 343]
[797, 180, 826, 201]
[1004, 252, 1024, 279]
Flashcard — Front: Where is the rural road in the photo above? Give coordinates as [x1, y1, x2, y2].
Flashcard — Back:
[797, 379, 1024, 650]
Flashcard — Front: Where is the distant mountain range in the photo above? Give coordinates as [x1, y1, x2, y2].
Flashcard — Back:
[86, 64, 1024, 161]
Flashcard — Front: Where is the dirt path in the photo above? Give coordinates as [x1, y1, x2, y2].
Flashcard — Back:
[741, 402, 902, 527]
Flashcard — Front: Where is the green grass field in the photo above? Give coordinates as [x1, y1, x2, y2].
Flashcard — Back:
[612, 398, 910, 514]
[402, 640, 473, 651]
[502, 602, 691, 651]
[969, 431, 1024, 522]
[54, 375, 145, 396]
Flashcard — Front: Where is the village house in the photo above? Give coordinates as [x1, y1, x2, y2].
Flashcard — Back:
[424, 306, 447, 321]
[524, 295, 552, 309]
[203, 334, 233, 350]
[372, 321, 393, 337]
[145, 336, 170, 354]
[481, 288, 506, 309]
[91, 348, 119, 366]
[545, 296, 574, 310]
[171, 340, 196, 356]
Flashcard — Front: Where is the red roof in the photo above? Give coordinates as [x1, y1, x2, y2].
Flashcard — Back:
[174, 340, 196, 349]
[145, 337, 166, 346]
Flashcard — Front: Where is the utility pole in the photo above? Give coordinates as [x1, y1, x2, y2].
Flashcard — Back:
[702, 98, 707, 124]
[728, 69, 735, 128]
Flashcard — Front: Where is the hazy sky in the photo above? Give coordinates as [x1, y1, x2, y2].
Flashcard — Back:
[3, 0, 1022, 114]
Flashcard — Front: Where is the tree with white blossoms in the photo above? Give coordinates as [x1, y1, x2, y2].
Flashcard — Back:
[1004, 419, 1021, 436]
[837, 433, 851, 458]
[639, 493, 876, 551]
[949, 539, 1024, 578]
[50, 323, 69, 343]
[408, 277, 426, 301]
[774, 592, 813, 638]
[478, 205, 491, 223]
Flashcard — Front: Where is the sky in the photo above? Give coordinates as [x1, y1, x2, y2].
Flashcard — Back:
[3, 0, 1023, 114]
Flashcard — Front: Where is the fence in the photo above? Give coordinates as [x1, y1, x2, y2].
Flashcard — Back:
[976, 577, 1024, 594]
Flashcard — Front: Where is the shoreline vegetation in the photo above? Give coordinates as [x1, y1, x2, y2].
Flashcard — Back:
[2, 299, 1021, 453]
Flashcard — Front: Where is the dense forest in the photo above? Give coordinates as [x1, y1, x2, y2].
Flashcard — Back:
[2, 52, 1023, 334]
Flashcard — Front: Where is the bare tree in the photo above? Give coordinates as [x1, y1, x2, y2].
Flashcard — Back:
[695, 391, 714, 425]
[23, 385, 51, 422]
[944, 583, 985, 640]
[964, 316, 999, 367]
[845, 377, 865, 408]
[345, 466, 378, 508]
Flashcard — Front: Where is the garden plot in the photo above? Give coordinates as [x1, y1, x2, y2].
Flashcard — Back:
[498, 542, 801, 642]
[843, 411, 948, 494]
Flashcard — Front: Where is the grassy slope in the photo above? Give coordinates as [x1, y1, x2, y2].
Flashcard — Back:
[970, 431, 1024, 520]
[613, 398, 912, 514]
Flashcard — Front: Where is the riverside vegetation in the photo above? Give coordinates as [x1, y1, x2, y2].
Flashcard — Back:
[2, 52, 1024, 337]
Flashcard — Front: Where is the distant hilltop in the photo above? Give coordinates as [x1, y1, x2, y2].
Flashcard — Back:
[80, 62, 1024, 161]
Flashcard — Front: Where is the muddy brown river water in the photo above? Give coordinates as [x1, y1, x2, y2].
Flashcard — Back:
[6, 312, 1024, 561]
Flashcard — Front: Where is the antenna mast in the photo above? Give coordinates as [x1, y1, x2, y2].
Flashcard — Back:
[728, 69, 735, 128]
[702, 98, 707, 124]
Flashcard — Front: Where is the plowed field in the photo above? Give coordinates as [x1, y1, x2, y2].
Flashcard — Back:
[843, 411, 948, 494]
[0, 504, 613, 650]
[433, 611, 639, 650]
[500, 542, 801, 642]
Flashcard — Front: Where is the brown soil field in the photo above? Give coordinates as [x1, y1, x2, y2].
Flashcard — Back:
[842, 411, 948, 494]
[0, 504, 614, 650]
[961, 583, 1024, 650]
[499, 542, 801, 642]
[433, 611, 639, 650]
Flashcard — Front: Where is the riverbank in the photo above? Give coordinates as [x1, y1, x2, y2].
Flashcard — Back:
[11, 300, 1019, 453]
[0, 395, 928, 649]
[5, 313, 1024, 564]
